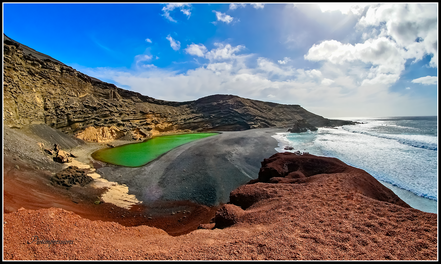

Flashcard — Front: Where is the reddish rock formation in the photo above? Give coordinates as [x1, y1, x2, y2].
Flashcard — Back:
[248, 152, 409, 207]
[3, 153, 437, 260]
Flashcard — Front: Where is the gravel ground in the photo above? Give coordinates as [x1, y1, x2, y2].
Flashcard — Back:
[4, 160, 437, 260]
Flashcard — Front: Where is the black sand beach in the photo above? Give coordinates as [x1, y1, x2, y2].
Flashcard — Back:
[96, 128, 285, 206]
[4, 124, 286, 235]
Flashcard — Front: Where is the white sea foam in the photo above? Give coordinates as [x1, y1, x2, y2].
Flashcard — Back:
[342, 125, 437, 151]
[272, 132, 294, 152]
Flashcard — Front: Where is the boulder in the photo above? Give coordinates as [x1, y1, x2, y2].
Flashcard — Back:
[288, 119, 318, 133]
[214, 204, 244, 229]
[53, 149, 72, 163]
[257, 152, 347, 182]
[50, 166, 94, 188]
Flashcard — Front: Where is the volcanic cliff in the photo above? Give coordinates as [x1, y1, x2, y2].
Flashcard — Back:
[3, 34, 352, 142]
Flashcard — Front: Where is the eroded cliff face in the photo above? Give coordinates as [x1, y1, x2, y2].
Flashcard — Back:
[3, 35, 353, 142]
[3, 36, 196, 142]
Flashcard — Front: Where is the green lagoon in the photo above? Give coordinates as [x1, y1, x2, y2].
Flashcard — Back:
[92, 133, 218, 167]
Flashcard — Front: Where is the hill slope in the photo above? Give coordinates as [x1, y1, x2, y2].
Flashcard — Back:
[4, 34, 353, 142]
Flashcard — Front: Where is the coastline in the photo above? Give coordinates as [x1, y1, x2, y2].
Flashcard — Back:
[4, 126, 438, 260]
[378, 181, 437, 214]
[270, 119, 438, 214]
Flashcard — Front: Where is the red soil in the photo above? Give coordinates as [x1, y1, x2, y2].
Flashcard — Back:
[3, 155, 218, 236]
[3, 153, 438, 260]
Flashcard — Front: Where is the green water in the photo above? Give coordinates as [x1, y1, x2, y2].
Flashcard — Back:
[92, 133, 218, 167]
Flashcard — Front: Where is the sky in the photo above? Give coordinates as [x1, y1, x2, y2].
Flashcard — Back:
[3, 2, 438, 118]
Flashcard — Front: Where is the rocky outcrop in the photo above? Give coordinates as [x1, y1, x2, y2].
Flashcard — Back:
[213, 204, 245, 229]
[41, 143, 76, 163]
[53, 149, 72, 163]
[74, 126, 126, 143]
[287, 118, 318, 133]
[50, 166, 94, 188]
[4, 34, 354, 142]
[234, 152, 410, 209]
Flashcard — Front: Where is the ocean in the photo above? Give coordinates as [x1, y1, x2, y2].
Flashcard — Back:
[272, 116, 438, 214]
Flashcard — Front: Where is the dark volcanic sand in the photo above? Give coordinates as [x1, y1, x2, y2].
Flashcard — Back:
[96, 128, 283, 206]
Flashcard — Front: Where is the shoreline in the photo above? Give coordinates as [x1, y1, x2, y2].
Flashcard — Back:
[93, 127, 286, 207]
[270, 127, 438, 214]
[378, 181, 437, 214]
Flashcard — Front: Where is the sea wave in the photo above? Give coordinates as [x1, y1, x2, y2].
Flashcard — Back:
[272, 129, 438, 202]
[341, 126, 438, 151]
[271, 132, 294, 152]
[361, 170, 438, 201]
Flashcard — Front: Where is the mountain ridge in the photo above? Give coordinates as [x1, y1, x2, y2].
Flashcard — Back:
[3, 34, 354, 142]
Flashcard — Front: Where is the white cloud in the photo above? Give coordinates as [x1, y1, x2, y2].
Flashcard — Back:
[145, 38, 152, 43]
[80, 45, 435, 117]
[140, 64, 157, 69]
[321, 78, 335, 86]
[257, 57, 295, 78]
[79, 4, 438, 118]
[300, 3, 437, 98]
[185, 44, 208, 57]
[305, 37, 406, 86]
[184, 43, 248, 66]
[166, 35, 181, 51]
[206, 62, 233, 75]
[317, 3, 370, 15]
[205, 43, 245, 61]
[213, 11, 234, 24]
[135, 54, 152, 62]
[251, 3, 265, 9]
[162, 3, 191, 22]
[411, 76, 438, 85]
[134, 54, 155, 69]
[277, 57, 291, 64]
[229, 3, 246, 10]
[296, 69, 323, 82]
[357, 3, 438, 67]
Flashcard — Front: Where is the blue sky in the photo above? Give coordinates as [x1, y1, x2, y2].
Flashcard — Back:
[3, 3, 438, 117]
